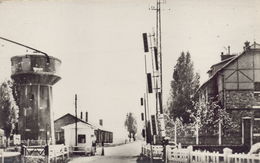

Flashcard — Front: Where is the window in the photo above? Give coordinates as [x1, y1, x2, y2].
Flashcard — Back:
[78, 134, 86, 143]
[255, 82, 260, 91]
[254, 82, 260, 108]
[56, 132, 60, 141]
[40, 86, 48, 110]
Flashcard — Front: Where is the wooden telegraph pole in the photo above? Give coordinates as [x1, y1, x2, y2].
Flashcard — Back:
[75, 94, 78, 146]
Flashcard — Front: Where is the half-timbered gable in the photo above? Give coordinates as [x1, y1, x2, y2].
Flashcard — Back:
[198, 42, 260, 147]
[221, 43, 260, 109]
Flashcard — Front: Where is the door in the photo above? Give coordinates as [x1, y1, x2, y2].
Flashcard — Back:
[243, 119, 251, 147]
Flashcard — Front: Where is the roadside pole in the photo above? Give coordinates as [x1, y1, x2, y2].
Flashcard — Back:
[101, 142, 104, 156]
[75, 94, 78, 147]
[0, 149, 4, 163]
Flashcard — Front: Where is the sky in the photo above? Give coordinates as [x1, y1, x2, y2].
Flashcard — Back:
[0, 0, 259, 141]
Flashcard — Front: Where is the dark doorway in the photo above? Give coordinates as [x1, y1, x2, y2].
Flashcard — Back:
[243, 119, 251, 147]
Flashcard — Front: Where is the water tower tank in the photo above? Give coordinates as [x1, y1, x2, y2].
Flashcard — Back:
[11, 54, 61, 144]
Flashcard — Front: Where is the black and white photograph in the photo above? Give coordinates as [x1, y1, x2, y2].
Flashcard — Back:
[0, 0, 260, 162]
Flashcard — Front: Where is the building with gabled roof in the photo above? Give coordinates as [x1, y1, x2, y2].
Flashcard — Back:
[54, 113, 112, 144]
[197, 41, 260, 148]
[54, 113, 89, 144]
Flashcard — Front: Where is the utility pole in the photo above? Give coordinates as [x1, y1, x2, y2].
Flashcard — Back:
[156, 0, 163, 100]
[155, 0, 169, 162]
[75, 94, 78, 146]
[150, 0, 166, 140]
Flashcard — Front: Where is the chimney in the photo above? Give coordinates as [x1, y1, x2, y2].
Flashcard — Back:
[220, 51, 235, 61]
[99, 119, 103, 126]
[85, 112, 88, 122]
[244, 41, 250, 50]
[80, 112, 83, 119]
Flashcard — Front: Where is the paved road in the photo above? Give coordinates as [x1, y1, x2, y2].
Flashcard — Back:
[69, 141, 146, 163]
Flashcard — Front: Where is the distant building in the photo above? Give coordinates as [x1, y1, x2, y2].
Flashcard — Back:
[197, 42, 260, 147]
[54, 113, 113, 145]
[94, 123, 113, 144]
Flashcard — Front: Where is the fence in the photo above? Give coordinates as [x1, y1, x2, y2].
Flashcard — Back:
[142, 144, 260, 163]
[20, 140, 50, 146]
[0, 149, 20, 163]
[166, 146, 190, 163]
[166, 146, 260, 163]
[4, 139, 49, 147]
[141, 144, 150, 158]
[21, 144, 69, 163]
[142, 144, 164, 160]
[228, 153, 260, 163]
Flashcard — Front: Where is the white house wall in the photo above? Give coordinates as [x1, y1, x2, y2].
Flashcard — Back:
[63, 124, 95, 148]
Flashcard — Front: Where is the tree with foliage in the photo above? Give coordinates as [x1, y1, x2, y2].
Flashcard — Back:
[194, 96, 238, 136]
[168, 52, 200, 124]
[0, 80, 19, 141]
[124, 112, 137, 141]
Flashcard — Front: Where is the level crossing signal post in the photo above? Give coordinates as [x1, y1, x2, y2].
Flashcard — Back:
[141, 0, 169, 162]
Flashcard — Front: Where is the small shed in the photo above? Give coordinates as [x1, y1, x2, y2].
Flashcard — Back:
[62, 121, 96, 154]
[54, 113, 113, 145]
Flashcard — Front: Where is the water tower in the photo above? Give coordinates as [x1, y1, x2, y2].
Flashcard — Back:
[11, 54, 61, 144]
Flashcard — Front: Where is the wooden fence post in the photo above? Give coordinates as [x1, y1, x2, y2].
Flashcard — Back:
[223, 148, 232, 163]
[178, 143, 182, 149]
[219, 121, 222, 145]
[67, 145, 70, 160]
[187, 146, 193, 163]
[62, 145, 64, 161]
[174, 121, 177, 145]
[20, 145, 25, 163]
[196, 122, 199, 145]
[44, 145, 50, 163]
[0, 149, 4, 163]
[165, 145, 169, 163]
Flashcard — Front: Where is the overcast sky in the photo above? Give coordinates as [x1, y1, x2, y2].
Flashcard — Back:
[0, 0, 259, 140]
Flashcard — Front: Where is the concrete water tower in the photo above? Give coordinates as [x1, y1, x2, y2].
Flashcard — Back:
[11, 54, 61, 144]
